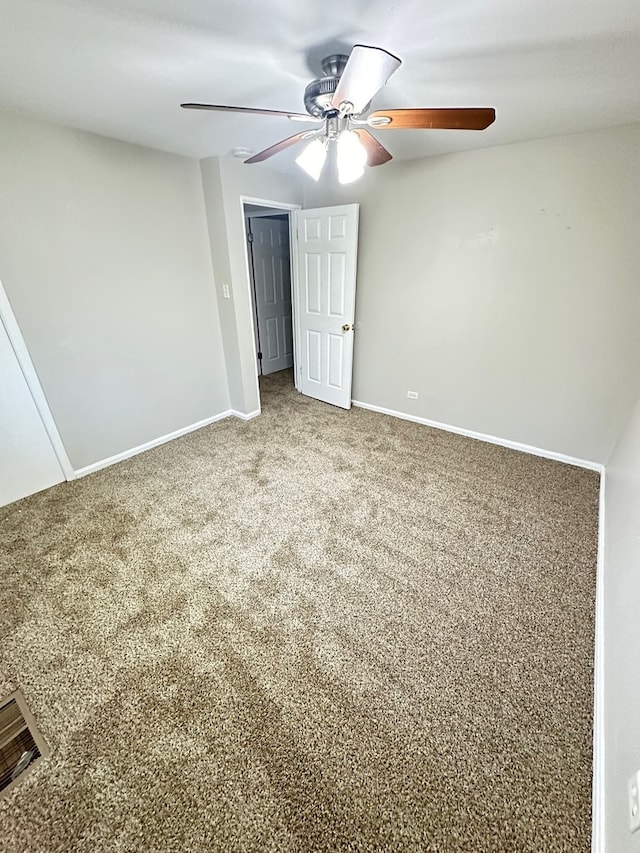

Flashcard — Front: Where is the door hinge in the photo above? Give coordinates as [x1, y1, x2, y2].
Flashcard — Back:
[257, 351, 262, 360]
[247, 231, 254, 243]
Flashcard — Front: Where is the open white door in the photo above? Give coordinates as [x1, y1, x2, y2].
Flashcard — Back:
[294, 204, 359, 409]
[0, 297, 68, 507]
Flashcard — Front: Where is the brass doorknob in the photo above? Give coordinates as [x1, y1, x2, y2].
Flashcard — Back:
[342, 323, 352, 332]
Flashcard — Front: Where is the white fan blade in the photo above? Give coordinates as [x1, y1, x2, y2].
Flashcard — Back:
[331, 45, 401, 115]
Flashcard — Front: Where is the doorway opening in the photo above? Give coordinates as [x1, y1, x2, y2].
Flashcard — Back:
[242, 200, 299, 405]
[239, 199, 359, 414]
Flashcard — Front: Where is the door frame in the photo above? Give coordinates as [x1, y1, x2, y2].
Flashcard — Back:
[0, 281, 74, 480]
[239, 196, 302, 395]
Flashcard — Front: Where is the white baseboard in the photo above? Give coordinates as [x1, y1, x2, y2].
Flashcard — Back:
[351, 400, 604, 473]
[592, 472, 606, 853]
[74, 411, 233, 478]
[232, 408, 261, 421]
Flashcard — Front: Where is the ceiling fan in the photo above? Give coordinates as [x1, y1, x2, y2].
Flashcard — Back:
[181, 45, 495, 184]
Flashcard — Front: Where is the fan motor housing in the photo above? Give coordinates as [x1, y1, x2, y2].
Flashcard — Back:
[303, 76, 340, 118]
[303, 53, 370, 118]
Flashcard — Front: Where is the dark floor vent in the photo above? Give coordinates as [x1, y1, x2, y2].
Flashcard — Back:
[0, 690, 49, 798]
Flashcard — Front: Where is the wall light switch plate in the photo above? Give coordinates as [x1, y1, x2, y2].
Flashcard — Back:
[407, 391, 419, 400]
[222, 284, 230, 299]
[629, 770, 640, 833]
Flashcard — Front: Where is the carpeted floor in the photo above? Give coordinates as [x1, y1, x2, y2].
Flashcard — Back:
[0, 369, 599, 852]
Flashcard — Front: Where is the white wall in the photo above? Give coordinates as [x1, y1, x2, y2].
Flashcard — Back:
[199, 157, 244, 413]
[304, 123, 640, 465]
[200, 155, 302, 414]
[602, 389, 640, 850]
[0, 109, 229, 471]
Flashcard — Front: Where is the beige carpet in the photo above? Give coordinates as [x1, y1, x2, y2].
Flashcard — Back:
[0, 369, 599, 852]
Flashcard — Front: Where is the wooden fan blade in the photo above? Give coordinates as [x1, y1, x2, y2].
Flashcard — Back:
[180, 103, 319, 122]
[368, 108, 496, 130]
[244, 132, 310, 164]
[332, 45, 401, 115]
[354, 129, 392, 167]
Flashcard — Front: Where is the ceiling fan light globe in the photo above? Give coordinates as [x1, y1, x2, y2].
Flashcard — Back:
[338, 164, 365, 185]
[337, 129, 367, 184]
[295, 138, 327, 181]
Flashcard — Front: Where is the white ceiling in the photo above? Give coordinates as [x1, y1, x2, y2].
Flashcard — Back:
[2, 0, 640, 174]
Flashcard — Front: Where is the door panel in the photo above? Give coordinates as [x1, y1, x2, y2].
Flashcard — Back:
[294, 204, 359, 409]
[249, 216, 294, 376]
[328, 335, 344, 388]
[305, 255, 321, 313]
[307, 330, 322, 383]
[265, 317, 278, 359]
[329, 254, 346, 315]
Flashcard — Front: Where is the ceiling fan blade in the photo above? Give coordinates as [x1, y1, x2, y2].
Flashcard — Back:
[180, 103, 320, 122]
[244, 131, 313, 164]
[354, 129, 392, 167]
[367, 108, 496, 130]
[331, 45, 401, 115]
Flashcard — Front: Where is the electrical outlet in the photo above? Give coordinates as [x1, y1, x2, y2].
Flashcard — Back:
[407, 391, 419, 400]
[629, 771, 640, 833]
[222, 283, 230, 299]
